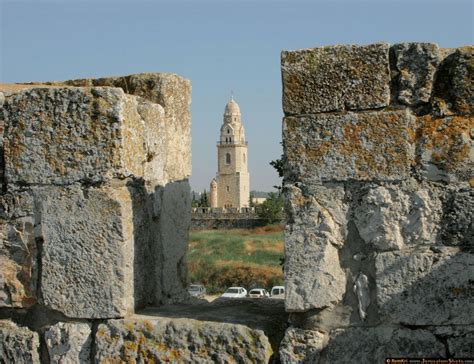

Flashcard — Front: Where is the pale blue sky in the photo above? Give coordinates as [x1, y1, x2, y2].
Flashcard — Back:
[1, 0, 473, 192]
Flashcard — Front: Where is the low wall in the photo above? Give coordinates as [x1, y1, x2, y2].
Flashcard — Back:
[191, 216, 267, 230]
[280, 43, 473, 362]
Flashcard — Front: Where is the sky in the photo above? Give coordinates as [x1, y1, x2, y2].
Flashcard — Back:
[1, 0, 472, 192]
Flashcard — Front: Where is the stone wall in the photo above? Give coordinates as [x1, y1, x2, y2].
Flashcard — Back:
[0, 73, 194, 361]
[191, 209, 267, 230]
[280, 43, 473, 362]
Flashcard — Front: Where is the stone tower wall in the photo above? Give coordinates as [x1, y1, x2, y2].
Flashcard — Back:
[0, 73, 192, 361]
[280, 43, 473, 362]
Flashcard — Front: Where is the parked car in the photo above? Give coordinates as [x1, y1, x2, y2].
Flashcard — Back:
[248, 288, 269, 298]
[221, 287, 247, 298]
[188, 284, 206, 298]
[270, 286, 285, 299]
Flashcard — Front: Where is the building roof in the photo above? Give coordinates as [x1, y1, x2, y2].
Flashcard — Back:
[224, 97, 241, 115]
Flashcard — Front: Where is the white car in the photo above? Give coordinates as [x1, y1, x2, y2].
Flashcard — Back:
[270, 286, 285, 299]
[188, 284, 206, 298]
[248, 288, 269, 298]
[221, 287, 247, 298]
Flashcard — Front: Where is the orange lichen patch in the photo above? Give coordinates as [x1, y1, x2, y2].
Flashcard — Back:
[286, 110, 413, 180]
[469, 178, 474, 187]
[416, 115, 473, 171]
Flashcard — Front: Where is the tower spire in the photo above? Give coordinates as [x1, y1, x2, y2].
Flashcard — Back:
[230, 89, 234, 101]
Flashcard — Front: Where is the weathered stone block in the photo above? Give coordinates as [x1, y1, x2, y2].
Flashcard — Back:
[153, 180, 191, 305]
[279, 327, 326, 364]
[324, 327, 445, 362]
[0, 217, 37, 308]
[0, 320, 40, 363]
[432, 46, 473, 116]
[415, 115, 473, 183]
[375, 250, 474, 325]
[2, 85, 189, 186]
[37, 185, 135, 318]
[283, 109, 415, 183]
[441, 187, 473, 246]
[354, 182, 442, 251]
[392, 43, 439, 105]
[44, 322, 92, 363]
[58, 73, 192, 182]
[95, 318, 273, 363]
[447, 328, 474, 357]
[0, 189, 34, 220]
[285, 185, 347, 312]
[281, 43, 390, 115]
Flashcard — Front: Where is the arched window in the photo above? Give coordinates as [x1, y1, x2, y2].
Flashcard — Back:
[227, 129, 230, 134]
[226, 186, 230, 192]
[243, 153, 246, 163]
[225, 153, 231, 164]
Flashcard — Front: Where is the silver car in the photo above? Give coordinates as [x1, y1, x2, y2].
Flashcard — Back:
[188, 284, 206, 298]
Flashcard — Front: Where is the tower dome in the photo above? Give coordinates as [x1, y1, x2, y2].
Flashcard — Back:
[224, 97, 241, 115]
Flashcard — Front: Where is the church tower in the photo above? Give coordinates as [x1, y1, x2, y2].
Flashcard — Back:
[209, 97, 250, 209]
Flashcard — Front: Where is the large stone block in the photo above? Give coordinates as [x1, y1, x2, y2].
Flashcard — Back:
[441, 187, 473, 246]
[415, 115, 473, 183]
[354, 182, 442, 251]
[0, 189, 34, 220]
[324, 327, 445, 362]
[0, 217, 37, 308]
[58, 73, 192, 182]
[0, 320, 40, 363]
[37, 185, 135, 318]
[375, 250, 474, 325]
[447, 329, 474, 357]
[279, 327, 326, 364]
[95, 318, 273, 363]
[285, 185, 347, 312]
[153, 180, 191, 305]
[281, 43, 390, 115]
[432, 46, 473, 116]
[391, 43, 440, 106]
[283, 109, 415, 183]
[44, 322, 92, 363]
[2, 85, 189, 186]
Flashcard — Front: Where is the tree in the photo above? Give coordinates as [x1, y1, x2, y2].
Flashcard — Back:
[256, 192, 284, 224]
[199, 189, 209, 207]
[249, 192, 255, 208]
[191, 191, 199, 207]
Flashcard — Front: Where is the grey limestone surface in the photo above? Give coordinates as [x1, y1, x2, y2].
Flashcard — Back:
[44, 322, 92, 364]
[282, 43, 390, 115]
[283, 109, 415, 183]
[392, 42, 440, 106]
[0, 320, 40, 364]
[375, 250, 474, 325]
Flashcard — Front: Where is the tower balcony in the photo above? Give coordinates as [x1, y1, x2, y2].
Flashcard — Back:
[217, 141, 248, 146]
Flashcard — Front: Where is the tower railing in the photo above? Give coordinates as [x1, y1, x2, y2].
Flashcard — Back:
[216, 141, 248, 146]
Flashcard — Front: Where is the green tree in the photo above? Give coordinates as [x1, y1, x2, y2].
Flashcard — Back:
[199, 189, 209, 207]
[191, 191, 199, 208]
[256, 192, 284, 224]
[249, 192, 255, 208]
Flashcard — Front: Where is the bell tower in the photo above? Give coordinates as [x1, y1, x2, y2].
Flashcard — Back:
[209, 97, 250, 209]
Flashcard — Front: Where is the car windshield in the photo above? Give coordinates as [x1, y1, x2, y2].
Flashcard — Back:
[189, 285, 201, 291]
[226, 288, 239, 294]
[250, 290, 262, 294]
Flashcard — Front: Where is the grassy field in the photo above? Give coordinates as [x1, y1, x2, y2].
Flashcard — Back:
[187, 225, 284, 294]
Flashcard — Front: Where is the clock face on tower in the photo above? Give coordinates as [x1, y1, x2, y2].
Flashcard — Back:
[209, 97, 250, 209]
